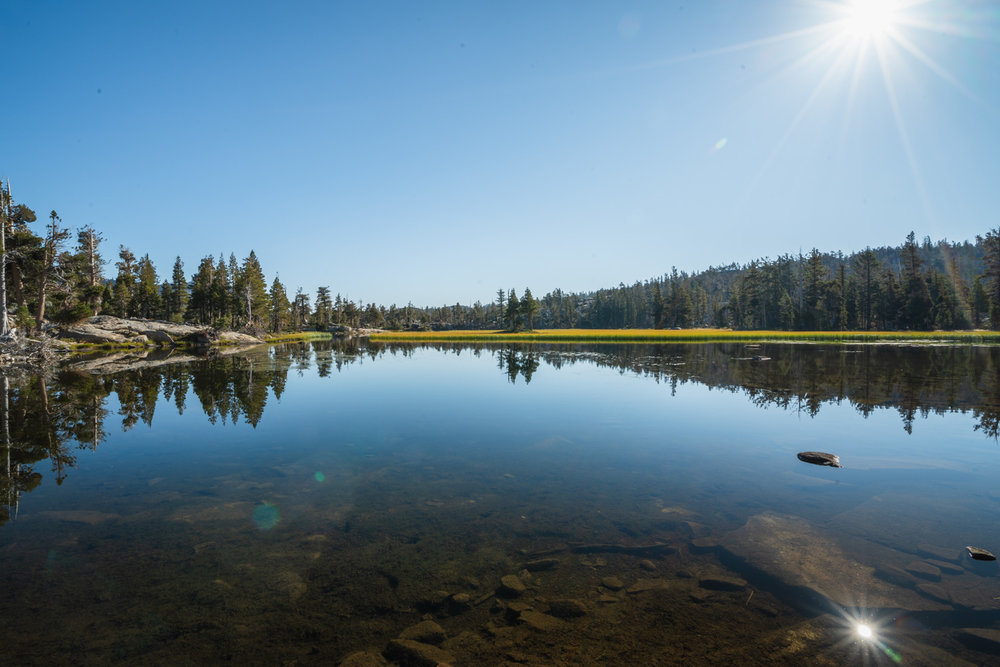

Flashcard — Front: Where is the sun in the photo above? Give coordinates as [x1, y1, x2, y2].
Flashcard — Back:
[841, 0, 902, 40]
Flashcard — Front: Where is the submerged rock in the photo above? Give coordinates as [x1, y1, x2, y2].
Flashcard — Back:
[546, 598, 588, 618]
[600, 576, 624, 591]
[903, 560, 941, 581]
[796, 451, 842, 468]
[498, 574, 526, 596]
[518, 610, 567, 632]
[384, 639, 455, 666]
[955, 628, 1000, 653]
[966, 546, 997, 561]
[398, 620, 446, 645]
[339, 650, 387, 667]
[524, 558, 560, 572]
[698, 575, 747, 591]
[718, 513, 951, 611]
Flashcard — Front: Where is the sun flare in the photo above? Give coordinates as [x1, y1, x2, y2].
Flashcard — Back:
[842, 0, 901, 40]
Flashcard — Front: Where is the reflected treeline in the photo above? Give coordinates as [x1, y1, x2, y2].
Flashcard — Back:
[0, 343, 338, 524]
[358, 339, 1000, 437]
[6, 339, 1000, 524]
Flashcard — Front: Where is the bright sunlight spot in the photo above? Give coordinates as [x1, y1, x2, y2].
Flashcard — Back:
[843, 0, 900, 40]
[856, 623, 874, 640]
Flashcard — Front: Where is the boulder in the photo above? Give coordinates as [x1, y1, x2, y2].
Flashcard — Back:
[518, 610, 567, 632]
[498, 574, 526, 596]
[547, 598, 588, 618]
[383, 639, 455, 666]
[56, 325, 128, 345]
[398, 620, 445, 645]
[718, 513, 951, 612]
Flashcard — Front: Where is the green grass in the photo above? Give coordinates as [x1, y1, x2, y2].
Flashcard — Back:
[264, 331, 334, 343]
[369, 328, 1000, 344]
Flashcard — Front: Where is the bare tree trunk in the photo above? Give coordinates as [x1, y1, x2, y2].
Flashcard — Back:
[1, 180, 10, 336]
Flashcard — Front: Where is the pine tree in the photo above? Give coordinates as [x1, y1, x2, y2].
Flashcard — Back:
[505, 289, 521, 331]
[35, 210, 70, 326]
[314, 286, 333, 329]
[269, 276, 291, 333]
[240, 250, 270, 327]
[187, 256, 215, 324]
[113, 245, 137, 318]
[133, 254, 160, 318]
[520, 288, 540, 331]
[900, 231, 932, 329]
[170, 256, 188, 322]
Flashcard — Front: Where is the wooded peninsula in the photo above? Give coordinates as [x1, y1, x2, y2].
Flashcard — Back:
[3, 180, 999, 339]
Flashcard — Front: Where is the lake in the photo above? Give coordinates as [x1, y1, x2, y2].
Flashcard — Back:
[3, 340, 1000, 664]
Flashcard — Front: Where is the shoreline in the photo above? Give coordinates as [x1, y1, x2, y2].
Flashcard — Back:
[369, 328, 1000, 344]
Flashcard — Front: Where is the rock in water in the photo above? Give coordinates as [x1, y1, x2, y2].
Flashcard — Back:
[797, 451, 842, 468]
[966, 546, 997, 561]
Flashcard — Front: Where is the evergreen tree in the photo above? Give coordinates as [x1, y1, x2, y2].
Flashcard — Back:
[113, 245, 137, 318]
[900, 231, 933, 329]
[314, 286, 333, 329]
[238, 250, 270, 327]
[269, 276, 291, 333]
[169, 256, 188, 322]
[979, 228, 1000, 328]
[35, 210, 70, 326]
[505, 289, 521, 331]
[211, 257, 231, 326]
[134, 254, 160, 318]
[520, 287, 540, 330]
[187, 256, 215, 324]
[74, 226, 105, 316]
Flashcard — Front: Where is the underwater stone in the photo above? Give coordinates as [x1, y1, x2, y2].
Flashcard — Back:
[903, 560, 942, 581]
[518, 610, 567, 632]
[339, 650, 387, 667]
[399, 620, 446, 645]
[689, 537, 719, 553]
[718, 512, 951, 611]
[873, 565, 915, 587]
[956, 628, 1000, 652]
[966, 546, 997, 561]
[547, 599, 588, 618]
[524, 558, 560, 572]
[626, 578, 671, 594]
[639, 559, 657, 572]
[384, 639, 455, 667]
[926, 559, 964, 575]
[796, 451, 842, 467]
[498, 574, 526, 596]
[340, 651, 387, 667]
[916, 583, 952, 605]
[918, 543, 960, 562]
[698, 575, 747, 591]
[600, 576, 624, 591]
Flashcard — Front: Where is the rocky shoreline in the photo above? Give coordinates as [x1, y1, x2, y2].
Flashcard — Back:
[1, 315, 265, 373]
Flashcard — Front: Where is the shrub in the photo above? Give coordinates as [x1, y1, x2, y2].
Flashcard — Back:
[51, 303, 94, 324]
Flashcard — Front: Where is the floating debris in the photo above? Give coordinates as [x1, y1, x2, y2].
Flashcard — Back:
[966, 546, 997, 561]
[797, 451, 842, 468]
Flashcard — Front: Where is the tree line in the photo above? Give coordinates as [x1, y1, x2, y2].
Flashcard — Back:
[4, 179, 1000, 333]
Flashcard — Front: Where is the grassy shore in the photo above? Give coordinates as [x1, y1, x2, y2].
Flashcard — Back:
[369, 328, 1000, 344]
[263, 331, 333, 344]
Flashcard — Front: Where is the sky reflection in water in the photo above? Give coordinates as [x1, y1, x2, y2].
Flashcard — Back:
[2, 340, 1000, 663]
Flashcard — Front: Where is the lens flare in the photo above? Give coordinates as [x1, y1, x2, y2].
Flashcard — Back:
[252, 501, 280, 530]
[314, 471, 325, 482]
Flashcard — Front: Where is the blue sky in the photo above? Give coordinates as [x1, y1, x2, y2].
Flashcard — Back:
[3, 1, 998, 306]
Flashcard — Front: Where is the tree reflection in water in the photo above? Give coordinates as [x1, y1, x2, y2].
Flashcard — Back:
[4, 339, 1000, 524]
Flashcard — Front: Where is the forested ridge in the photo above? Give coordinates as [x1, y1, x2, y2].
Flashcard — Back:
[3, 180, 1000, 334]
